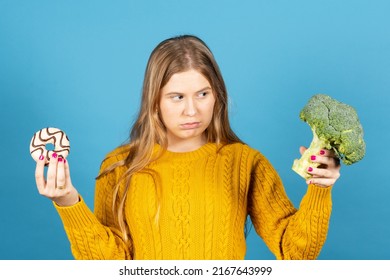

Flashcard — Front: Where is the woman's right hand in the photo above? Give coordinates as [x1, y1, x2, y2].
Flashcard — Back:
[35, 153, 79, 207]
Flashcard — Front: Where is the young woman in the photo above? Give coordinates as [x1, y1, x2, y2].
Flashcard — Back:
[35, 35, 341, 260]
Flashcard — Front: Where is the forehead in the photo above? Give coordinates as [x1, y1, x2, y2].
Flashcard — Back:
[161, 69, 211, 94]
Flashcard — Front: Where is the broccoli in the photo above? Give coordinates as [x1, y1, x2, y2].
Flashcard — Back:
[292, 94, 366, 180]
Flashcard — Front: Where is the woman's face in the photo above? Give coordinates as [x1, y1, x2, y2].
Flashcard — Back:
[159, 69, 216, 151]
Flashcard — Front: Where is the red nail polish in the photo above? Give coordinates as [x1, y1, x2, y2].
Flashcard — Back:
[308, 167, 313, 172]
[320, 150, 325, 155]
[64, 159, 67, 164]
[58, 157, 63, 162]
[52, 153, 58, 159]
[311, 155, 316, 160]
[39, 155, 44, 160]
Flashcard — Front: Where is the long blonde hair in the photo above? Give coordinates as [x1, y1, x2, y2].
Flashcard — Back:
[97, 35, 243, 241]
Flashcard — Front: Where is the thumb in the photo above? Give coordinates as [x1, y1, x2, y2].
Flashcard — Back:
[299, 146, 307, 156]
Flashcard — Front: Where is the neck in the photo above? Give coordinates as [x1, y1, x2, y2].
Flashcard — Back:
[166, 136, 207, 153]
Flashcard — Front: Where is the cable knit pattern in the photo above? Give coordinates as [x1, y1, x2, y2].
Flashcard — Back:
[171, 160, 191, 259]
[218, 146, 233, 258]
[54, 142, 332, 260]
[233, 146, 249, 259]
[129, 175, 148, 259]
[204, 155, 216, 259]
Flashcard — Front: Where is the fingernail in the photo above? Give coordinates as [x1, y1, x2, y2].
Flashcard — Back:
[39, 155, 44, 160]
[64, 159, 67, 164]
[58, 157, 63, 162]
[52, 153, 58, 159]
[308, 167, 313, 172]
[320, 150, 325, 155]
[311, 155, 316, 160]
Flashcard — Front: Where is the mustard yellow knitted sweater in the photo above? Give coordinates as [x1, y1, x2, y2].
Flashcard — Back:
[55, 142, 332, 260]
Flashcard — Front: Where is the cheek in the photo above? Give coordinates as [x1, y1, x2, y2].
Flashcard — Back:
[204, 100, 216, 119]
[159, 105, 178, 126]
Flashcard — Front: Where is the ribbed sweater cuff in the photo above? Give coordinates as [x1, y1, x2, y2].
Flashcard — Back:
[301, 184, 332, 211]
[53, 196, 98, 229]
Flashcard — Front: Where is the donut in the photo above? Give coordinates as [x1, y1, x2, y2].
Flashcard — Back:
[30, 127, 70, 165]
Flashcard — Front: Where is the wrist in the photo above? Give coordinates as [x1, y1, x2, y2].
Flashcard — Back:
[54, 190, 80, 207]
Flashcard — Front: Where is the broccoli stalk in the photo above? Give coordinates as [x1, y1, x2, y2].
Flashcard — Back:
[292, 127, 331, 179]
[292, 94, 366, 180]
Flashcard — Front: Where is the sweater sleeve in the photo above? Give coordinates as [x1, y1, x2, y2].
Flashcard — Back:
[54, 150, 133, 260]
[247, 152, 332, 260]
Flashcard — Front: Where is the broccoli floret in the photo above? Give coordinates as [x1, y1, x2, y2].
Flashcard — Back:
[292, 94, 366, 180]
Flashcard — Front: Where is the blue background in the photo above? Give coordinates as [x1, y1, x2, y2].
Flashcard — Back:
[1, 0, 389, 260]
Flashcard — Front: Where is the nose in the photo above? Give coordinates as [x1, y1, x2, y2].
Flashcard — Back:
[184, 98, 197, 117]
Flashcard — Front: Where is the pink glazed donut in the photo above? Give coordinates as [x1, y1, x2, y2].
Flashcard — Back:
[30, 127, 70, 165]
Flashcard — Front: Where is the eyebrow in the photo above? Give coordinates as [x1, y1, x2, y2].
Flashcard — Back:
[164, 86, 212, 96]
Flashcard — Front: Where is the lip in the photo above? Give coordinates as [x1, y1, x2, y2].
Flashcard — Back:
[180, 122, 201, 129]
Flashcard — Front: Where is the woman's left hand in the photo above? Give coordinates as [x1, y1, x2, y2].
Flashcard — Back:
[300, 146, 341, 188]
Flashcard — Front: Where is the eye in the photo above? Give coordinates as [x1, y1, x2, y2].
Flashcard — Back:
[171, 94, 184, 101]
[197, 91, 208, 98]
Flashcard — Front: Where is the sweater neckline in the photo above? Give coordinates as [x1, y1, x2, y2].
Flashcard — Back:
[155, 142, 217, 161]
